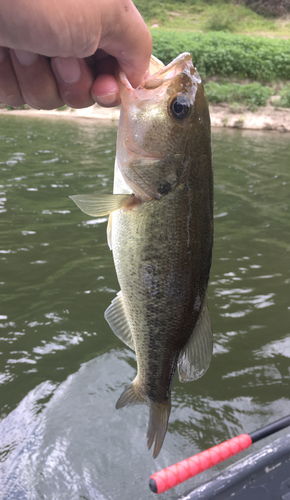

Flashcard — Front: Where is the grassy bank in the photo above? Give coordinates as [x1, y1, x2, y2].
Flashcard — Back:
[150, 30, 290, 109]
[133, 1, 290, 110]
[134, 0, 290, 38]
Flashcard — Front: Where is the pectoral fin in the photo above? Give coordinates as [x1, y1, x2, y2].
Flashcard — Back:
[178, 300, 213, 382]
[104, 291, 135, 351]
[69, 193, 132, 217]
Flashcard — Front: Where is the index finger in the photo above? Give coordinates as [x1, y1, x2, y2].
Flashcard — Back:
[98, 0, 152, 88]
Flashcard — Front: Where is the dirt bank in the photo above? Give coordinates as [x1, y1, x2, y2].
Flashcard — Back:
[209, 102, 290, 133]
[1, 102, 290, 133]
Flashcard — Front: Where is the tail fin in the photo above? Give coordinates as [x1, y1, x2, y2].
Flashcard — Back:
[115, 380, 171, 458]
[147, 400, 171, 459]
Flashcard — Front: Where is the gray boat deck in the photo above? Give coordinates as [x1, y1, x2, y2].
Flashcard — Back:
[179, 434, 290, 500]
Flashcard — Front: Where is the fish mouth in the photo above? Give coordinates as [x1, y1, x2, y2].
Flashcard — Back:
[118, 52, 200, 95]
[143, 53, 195, 90]
[117, 72, 169, 161]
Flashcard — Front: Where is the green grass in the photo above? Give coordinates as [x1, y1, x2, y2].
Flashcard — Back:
[56, 105, 68, 111]
[5, 104, 28, 111]
[133, 0, 290, 37]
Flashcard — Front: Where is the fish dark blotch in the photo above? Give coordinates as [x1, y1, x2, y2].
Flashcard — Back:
[158, 182, 171, 195]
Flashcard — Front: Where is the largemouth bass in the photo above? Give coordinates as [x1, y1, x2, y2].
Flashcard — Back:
[70, 53, 213, 459]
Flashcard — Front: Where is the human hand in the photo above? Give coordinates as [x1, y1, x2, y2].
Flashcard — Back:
[0, 0, 152, 110]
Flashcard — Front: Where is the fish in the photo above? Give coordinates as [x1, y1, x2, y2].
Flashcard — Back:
[70, 52, 213, 459]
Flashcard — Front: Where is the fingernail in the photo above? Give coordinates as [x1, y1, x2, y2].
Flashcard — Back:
[14, 49, 37, 66]
[93, 93, 118, 107]
[54, 57, 81, 84]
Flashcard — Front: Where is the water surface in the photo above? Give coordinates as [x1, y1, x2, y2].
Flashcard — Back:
[0, 116, 289, 499]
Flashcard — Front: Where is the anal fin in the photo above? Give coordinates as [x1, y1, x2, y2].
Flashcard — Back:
[116, 379, 146, 409]
[178, 300, 213, 382]
[104, 291, 135, 351]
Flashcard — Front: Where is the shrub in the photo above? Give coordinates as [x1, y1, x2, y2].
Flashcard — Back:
[204, 82, 274, 110]
[205, 14, 235, 32]
[236, 0, 290, 17]
[151, 31, 290, 81]
[277, 83, 290, 108]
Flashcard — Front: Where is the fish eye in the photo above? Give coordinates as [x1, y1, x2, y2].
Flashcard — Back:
[169, 96, 191, 120]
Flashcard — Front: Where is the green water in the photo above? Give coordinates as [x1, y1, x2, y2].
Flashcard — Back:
[0, 115, 289, 500]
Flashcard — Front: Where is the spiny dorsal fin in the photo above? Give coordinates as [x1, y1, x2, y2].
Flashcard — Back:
[104, 291, 135, 351]
[69, 193, 132, 217]
[177, 300, 213, 382]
